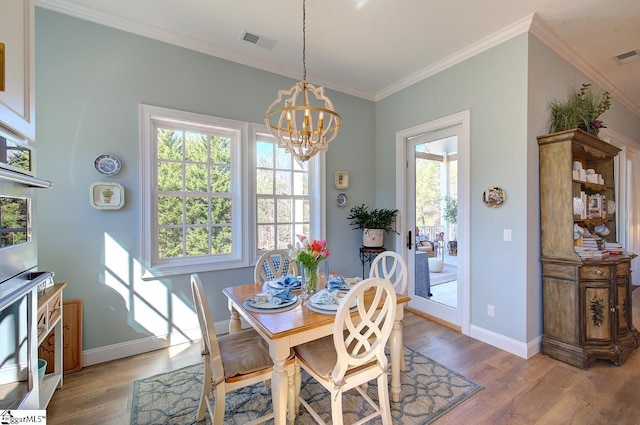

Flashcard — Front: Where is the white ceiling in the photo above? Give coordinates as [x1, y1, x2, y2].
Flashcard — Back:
[36, 0, 640, 116]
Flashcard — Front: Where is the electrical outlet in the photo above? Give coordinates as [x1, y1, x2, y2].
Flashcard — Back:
[487, 304, 496, 317]
[503, 229, 512, 241]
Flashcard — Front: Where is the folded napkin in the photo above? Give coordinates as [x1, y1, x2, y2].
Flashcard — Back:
[310, 289, 339, 305]
[268, 288, 294, 305]
[272, 274, 301, 289]
[327, 275, 348, 290]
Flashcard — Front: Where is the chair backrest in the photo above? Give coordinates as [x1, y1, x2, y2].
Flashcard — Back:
[369, 251, 409, 295]
[254, 249, 299, 283]
[331, 277, 397, 382]
[191, 274, 225, 383]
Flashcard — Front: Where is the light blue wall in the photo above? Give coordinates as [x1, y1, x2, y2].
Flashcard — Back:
[376, 35, 531, 342]
[34, 8, 374, 351]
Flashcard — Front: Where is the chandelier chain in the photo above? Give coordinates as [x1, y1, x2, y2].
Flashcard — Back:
[302, 0, 306, 82]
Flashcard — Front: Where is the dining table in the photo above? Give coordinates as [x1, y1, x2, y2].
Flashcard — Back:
[222, 280, 411, 425]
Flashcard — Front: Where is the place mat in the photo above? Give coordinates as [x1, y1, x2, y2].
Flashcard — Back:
[243, 298, 301, 313]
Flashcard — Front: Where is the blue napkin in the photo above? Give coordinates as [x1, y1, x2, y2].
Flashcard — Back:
[268, 288, 294, 305]
[272, 274, 301, 289]
[327, 275, 348, 290]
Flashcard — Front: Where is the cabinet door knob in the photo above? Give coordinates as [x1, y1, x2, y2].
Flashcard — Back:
[596, 270, 603, 275]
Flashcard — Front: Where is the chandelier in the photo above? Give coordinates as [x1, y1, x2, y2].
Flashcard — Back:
[265, 0, 342, 162]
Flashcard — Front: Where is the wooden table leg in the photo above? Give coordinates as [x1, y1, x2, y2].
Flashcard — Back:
[271, 356, 289, 425]
[390, 306, 405, 403]
[228, 303, 241, 333]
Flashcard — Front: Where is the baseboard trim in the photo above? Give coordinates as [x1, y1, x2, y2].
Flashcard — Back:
[81, 319, 245, 367]
[470, 324, 541, 359]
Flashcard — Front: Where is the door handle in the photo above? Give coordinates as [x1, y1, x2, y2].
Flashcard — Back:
[407, 230, 413, 249]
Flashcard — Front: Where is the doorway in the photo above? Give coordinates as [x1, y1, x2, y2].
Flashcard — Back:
[395, 111, 470, 334]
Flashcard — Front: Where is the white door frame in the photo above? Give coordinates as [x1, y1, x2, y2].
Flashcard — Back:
[395, 110, 471, 335]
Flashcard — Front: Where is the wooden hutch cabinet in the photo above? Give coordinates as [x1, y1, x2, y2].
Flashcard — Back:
[537, 129, 638, 369]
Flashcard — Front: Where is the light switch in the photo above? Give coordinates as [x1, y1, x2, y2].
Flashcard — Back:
[503, 229, 512, 241]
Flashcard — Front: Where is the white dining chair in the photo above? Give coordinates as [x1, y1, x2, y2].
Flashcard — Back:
[254, 249, 299, 284]
[294, 277, 397, 425]
[369, 250, 409, 295]
[369, 250, 408, 370]
[191, 274, 295, 425]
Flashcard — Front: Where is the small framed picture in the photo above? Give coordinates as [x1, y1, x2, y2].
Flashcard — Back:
[482, 187, 506, 208]
[335, 171, 349, 189]
[90, 182, 125, 210]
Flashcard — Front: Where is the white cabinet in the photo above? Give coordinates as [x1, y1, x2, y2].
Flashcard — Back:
[0, 0, 35, 141]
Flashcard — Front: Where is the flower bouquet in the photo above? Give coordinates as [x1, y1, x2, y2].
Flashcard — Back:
[289, 235, 330, 293]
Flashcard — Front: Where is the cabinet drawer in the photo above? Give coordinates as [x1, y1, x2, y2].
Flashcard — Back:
[615, 262, 629, 277]
[579, 266, 610, 280]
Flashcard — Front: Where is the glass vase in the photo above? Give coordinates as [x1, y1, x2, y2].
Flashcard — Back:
[304, 263, 319, 293]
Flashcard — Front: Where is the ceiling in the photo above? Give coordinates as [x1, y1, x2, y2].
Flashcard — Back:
[36, 0, 640, 116]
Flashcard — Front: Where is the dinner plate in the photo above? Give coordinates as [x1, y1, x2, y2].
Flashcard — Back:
[94, 154, 122, 176]
[245, 295, 298, 310]
[267, 279, 301, 290]
[307, 295, 357, 312]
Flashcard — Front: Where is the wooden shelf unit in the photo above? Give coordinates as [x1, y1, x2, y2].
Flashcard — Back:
[37, 282, 66, 408]
[538, 129, 639, 369]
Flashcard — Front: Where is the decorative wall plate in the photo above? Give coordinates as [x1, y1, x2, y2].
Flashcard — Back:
[482, 187, 506, 208]
[90, 182, 125, 210]
[336, 193, 348, 207]
[94, 154, 121, 176]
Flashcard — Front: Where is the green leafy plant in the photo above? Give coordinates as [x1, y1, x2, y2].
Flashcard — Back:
[442, 196, 457, 224]
[101, 188, 114, 198]
[347, 204, 399, 234]
[547, 83, 612, 134]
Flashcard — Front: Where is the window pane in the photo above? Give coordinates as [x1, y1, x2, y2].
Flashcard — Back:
[277, 224, 292, 249]
[158, 196, 183, 225]
[257, 169, 273, 195]
[185, 163, 207, 192]
[158, 162, 183, 191]
[157, 129, 183, 160]
[212, 226, 232, 254]
[275, 146, 291, 169]
[293, 171, 307, 196]
[158, 227, 183, 258]
[186, 226, 209, 256]
[275, 171, 291, 195]
[210, 136, 231, 164]
[257, 141, 273, 168]
[211, 165, 231, 193]
[184, 132, 208, 162]
[211, 197, 232, 224]
[257, 198, 274, 223]
[257, 224, 275, 250]
[185, 197, 209, 224]
[277, 199, 292, 223]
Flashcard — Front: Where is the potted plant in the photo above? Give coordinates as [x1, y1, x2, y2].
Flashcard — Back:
[347, 204, 399, 247]
[547, 83, 612, 135]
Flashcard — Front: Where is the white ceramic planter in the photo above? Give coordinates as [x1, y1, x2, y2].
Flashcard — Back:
[362, 228, 384, 247]
[428, 258, 444, 273]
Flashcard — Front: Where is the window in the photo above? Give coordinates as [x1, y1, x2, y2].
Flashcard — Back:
[250, 125, 325, 260]
[141, 106, 325, 277]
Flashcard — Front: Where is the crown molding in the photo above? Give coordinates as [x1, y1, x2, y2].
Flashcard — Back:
[374, 14, 535, 101]
[529, 14, 640, 118]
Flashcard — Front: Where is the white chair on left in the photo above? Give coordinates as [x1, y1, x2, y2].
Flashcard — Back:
[370, 250, 408, 370]
[191, 273, 295, 425]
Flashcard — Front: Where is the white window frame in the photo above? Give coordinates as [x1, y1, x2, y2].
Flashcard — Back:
[249, 124, 326, 265]
[140, 104, 249, 277]
[140, 107, 326, 278]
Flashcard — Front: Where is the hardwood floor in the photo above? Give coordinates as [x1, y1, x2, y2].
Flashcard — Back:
[46, 289, 640, 425]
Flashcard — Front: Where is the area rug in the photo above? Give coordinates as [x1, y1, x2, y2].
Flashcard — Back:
[130, 345, 481, 424]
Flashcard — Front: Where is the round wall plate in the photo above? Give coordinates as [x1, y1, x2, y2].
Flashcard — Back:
[94, 154, 122, 176]
[337, 193, 348, 207]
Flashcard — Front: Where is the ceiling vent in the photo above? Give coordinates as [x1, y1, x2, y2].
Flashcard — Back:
[614, 49, 640, 65]
[241, 31, 277, 50]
